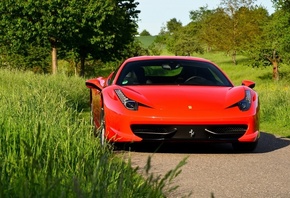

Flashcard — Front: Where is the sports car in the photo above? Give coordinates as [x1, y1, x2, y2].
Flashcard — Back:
[86, 56, 259, 151]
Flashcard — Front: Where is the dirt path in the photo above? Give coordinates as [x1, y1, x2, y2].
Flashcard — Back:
[119, 132, 290, 197]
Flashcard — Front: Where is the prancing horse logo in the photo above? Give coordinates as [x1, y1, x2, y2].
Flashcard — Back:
[189, 129, 195, 137]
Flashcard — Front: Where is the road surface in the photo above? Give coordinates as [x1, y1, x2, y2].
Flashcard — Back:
[120, 132, 290, 197]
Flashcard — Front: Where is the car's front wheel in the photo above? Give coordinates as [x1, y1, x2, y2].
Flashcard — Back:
[90, 101, 97, 135]
[90, 98, 106, 146]
[232, 141, 258, 152]
[98, 107, 106, 146]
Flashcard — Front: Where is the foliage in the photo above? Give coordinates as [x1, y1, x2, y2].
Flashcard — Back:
[163, 18, 182, 55]
[0, 0, 140, 75]
[72, 0, 140, 76]
[150, 18, 204, 56]
[139, 29, 151, 36]
[148, 42, 163, 55]
[166, 18, 183, 33]
[136, 35, 164, 55]
[190, 5, 214, 23]
[136, 36, 157, 48]
[0, 45, 51, 73]
[257, 81, 290, 137]
[195, 1, 269, 65]
[0, 69, 186, 197]
[169, 22, 204, 56]
[149, 1, 270, 62]
[245, 8, 290, 80]
[220, 0, 258, 14]
[272, 0, 290, 10]
[189, 6, 215, 52]
[120, 39, 149, 58]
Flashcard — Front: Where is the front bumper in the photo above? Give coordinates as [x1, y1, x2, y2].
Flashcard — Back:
[104, 107, 259, 143]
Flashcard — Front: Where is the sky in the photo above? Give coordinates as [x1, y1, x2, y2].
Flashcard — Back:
[137, 0, 275, 35]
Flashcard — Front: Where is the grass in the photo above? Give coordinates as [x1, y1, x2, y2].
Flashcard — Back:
[0, 69, 185, 197]
[0, 50, 289, 196]
[136, 36, 157, 48]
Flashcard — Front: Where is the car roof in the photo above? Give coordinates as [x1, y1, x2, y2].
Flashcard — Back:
[123, 56, 212, 63]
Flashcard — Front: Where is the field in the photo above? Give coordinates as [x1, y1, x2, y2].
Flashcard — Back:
[0, 70, 183, 197]
[136, 36, 157, 48]
[1, 48, 289, 196]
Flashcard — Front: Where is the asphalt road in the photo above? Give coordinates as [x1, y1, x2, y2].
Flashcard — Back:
[119, 132, 290, 198]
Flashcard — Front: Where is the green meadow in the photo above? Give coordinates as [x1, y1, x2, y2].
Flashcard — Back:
[136, 36, 157, 48]
[0, 48, 289, 196]
[0, 70, 184, 197]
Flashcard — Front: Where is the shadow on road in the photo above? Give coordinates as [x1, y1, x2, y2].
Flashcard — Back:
[114, 132, 290, 154]
[255, 132, 290, 153]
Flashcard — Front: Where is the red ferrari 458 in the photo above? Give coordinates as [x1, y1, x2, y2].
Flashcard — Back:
[86, 56, 259, 151]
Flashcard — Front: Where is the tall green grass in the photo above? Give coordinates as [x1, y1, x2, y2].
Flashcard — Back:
[1, 50, 289, 195]
[0, 69, 185, 197]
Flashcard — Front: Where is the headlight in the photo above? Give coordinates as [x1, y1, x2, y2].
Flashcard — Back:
[238, 90, 251, 111]
[115, 89, 138, 111]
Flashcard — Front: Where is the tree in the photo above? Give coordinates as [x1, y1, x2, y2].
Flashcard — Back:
[220, 0, 257, 14]
[272, 0, 290, 10]
[0, 0, 79, 74]
[149, 18, 182, 55]
[245, 0, 290, 81]
[148, 42, 162, 55]
[190, 5, 213, 22]
[164, 18, 183, 55]
[247, 8, 290, 80]
[0, 0, 140, 75]
[190, 6, 215, 52]
[148, 27, 167, 55]
[139, 29, 151, 36]
[170, 23, 204, 56]
[195, 0, 268, 65]
[166, 18, 182, 33]
[69, 0, 140, 76]
[151, 17, 204, 56]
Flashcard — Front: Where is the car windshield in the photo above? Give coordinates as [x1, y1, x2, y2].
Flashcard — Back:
[116, 59, 232, 86]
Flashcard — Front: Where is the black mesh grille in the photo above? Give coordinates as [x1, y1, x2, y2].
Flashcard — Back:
[206, 126, 247, 134]
[131, 125, 177, 139]
[131, 124, 248, 141]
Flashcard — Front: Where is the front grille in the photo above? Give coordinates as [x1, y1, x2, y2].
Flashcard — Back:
[205, 126, 247, 135]
[131, 124, 248, 141]
[131, 125, 177, 139]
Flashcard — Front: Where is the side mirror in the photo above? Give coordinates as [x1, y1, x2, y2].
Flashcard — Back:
[85, 78, 104, 91]
[242, 80, 255, 89]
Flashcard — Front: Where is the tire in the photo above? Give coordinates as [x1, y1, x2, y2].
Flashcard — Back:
[98, 107, 106, 146]
[90, 100, 98, 136]
[90, 99, 105, 146]
[232, 141, 258, 152]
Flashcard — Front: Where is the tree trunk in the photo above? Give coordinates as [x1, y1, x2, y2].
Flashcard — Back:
[232, 50, 237, 65]
[74, 61, 78, 77]
[51, 46, 57, 75]
[272, 61, 279, 81]
[80, 56, 85, 77]
[267, 49, 280, 81]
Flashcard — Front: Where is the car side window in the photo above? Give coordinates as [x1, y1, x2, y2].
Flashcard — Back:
[107, 70, 118, 85]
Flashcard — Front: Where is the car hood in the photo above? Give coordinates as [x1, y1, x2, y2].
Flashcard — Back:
[118, 85, 245, 111]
